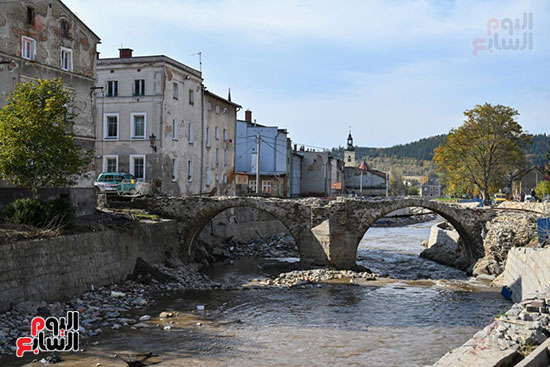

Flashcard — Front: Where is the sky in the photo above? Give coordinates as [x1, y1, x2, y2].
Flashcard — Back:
[64, 0, 550, 149]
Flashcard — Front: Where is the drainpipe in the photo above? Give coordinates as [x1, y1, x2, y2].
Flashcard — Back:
[199, 84, 205, 194]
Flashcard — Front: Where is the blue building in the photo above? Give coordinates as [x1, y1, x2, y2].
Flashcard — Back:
[235, 110, 290, 196]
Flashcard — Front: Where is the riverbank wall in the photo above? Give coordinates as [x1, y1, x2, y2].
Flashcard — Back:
[498, 247, 550, 303]
[0, 220, 178, 312]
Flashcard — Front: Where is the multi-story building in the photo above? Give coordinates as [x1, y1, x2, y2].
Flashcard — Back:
[235, 110, 289, 197]
[420, 178, 442, 198]
[0, 0, 101, 186]
[300, 150, 344, 197]
[95, 48, 239, 196]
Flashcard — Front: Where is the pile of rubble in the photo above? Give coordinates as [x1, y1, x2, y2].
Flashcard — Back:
[434, 288, 550, 366]
[0, 261, 215, 356]
[473, 212, 540, 278]
[195, 233, 299, 268]
[253, 269, 377, 287]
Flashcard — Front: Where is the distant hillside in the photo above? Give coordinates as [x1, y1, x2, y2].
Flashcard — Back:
[332, 133, 549, 176]
[332, 135, 446, 161]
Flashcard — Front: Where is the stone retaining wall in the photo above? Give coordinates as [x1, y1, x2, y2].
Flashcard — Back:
[501, 247, 550, 303]
[0, 220, 179, 312]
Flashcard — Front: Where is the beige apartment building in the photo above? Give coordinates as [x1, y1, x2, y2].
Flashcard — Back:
[95, 49, 239, 196]
[0, 0, 100, 186]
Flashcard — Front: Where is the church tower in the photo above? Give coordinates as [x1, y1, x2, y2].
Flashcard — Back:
[344, 130, 356, 167]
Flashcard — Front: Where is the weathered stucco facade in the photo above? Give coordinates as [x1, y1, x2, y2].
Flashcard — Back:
[0, 0, 100, 187]
[95, 50, 239, 196]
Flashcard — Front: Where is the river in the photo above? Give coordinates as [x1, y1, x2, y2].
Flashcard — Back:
[7, 219, 510, 367]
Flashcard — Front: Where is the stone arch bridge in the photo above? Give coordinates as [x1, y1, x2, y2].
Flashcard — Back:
[139, 196, 498, 269]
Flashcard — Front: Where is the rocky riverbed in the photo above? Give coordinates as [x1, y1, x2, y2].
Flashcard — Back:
[250, 268, 378, 287]
[0, 260, 215, 357]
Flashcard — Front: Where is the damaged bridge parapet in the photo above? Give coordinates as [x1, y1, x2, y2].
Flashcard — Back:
[141, 196, 498, 269]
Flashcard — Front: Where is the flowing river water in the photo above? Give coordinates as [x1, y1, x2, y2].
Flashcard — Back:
[8, 219, 511, 366]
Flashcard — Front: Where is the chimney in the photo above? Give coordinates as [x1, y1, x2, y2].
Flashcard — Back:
[119, 48, 133, 58]
[294, 144, 297, 152]
[245, 109, 252, 123]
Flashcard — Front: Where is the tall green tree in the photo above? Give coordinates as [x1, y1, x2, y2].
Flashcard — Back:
[434, 103, 531, 204]
[0, 79, 92, 194]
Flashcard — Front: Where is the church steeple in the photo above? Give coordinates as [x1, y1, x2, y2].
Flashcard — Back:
[344, 128, 356, 168]
[346, 129, 354, 151]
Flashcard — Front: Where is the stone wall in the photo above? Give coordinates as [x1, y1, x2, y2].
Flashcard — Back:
[0, 187, 96, 216]
[0, 220, 179, 312]
[500, 247, 550, 303]
[198, 207, 289, 245]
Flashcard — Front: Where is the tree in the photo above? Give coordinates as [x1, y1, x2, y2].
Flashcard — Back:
[546, 148, 550, 176]
[407, 184, 419, 196]
[0, 79, 92, 194]
[535, 180, 550, 200]
[434, 103, 531, 205]
[389, 172, 407, 196]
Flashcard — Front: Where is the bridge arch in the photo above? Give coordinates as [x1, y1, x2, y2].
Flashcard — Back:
[349, 198, 480, 266]
[178, 197, 309, 259]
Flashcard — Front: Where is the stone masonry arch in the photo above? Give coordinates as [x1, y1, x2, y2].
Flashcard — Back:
[140, 196, 316, 261]
[344, 197, 490, 269]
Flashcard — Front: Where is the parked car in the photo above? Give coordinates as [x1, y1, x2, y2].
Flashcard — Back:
[493, 193, 507, 204]
[94, 172, 137, 193]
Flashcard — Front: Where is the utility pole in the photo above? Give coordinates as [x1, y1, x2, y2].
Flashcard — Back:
[386, 173, 389, 197]
[256, 132, 261, 194]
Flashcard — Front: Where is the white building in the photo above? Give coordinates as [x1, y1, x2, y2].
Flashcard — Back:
[95, 48, 239, 196]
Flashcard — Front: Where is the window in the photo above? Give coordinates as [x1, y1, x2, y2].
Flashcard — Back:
[172, 119, 178, 140]
[106, 80, 118, 97]
[60, 47, 72, 71]
[215, 148, 219, 165]
[207, 102, 211, 111]
[249, 179, 256, 192]
[215, 105, 220, 114]
[188, 123, 194, 144]
[27, 7, 35, 25]
[205, 166, 211, 186]
[173, 82, 178, 99]
[130, 155, 146, 181]
[215, 127, 220, 140]
[189, 89, 194, 105]
[134, 79, 145, 96]
[223, 129, 228, 141]
[187, 160, 193, 182]
[103, 155, 118, 173]
[262, 180, 272, 194]
[206, 127, 211, 147]
[215, 174, 220, 183]
[131, 113, 146, 139]
[103, 113, 119, 139]
[172, 158, 178, 181]
[223, 174, 227, 184]
[21, 36, 35, 60]
[223, 107, 228, 114]
[60, 19, 69, 38]
[223, 149, 228, 167]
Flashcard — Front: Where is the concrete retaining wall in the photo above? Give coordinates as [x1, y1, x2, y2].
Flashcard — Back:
[0, 220, 179, 312]
[502, 247, 550, 303]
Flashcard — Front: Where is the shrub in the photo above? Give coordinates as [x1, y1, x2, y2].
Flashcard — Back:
[45, 197, 75, 227]
[3, 197, 75, 228]
[535, 180, 550, 200]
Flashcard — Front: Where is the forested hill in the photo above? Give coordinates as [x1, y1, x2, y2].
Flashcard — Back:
[332, 133, 549, 166]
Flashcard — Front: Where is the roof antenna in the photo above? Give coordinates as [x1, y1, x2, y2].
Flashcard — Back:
[190, 52, 202, 73]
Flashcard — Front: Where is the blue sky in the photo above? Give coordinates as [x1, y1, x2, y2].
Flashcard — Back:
[65, 0, 550, 148]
